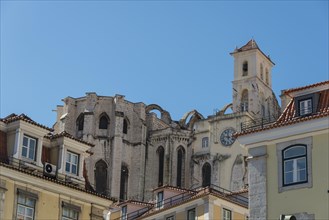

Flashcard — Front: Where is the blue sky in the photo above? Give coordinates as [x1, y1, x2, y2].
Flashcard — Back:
[1, 1, 328, 127]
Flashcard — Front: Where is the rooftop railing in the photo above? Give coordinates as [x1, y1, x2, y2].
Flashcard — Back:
[240, 116, 277, 132]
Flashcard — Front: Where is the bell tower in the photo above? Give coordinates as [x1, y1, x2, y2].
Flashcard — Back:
[230, 39, 279, 119]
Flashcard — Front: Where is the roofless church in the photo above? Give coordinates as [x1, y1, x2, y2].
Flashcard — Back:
[53, 39, 280, 202]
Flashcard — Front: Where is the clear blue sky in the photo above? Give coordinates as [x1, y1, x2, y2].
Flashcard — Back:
[1, 1, 328, 127]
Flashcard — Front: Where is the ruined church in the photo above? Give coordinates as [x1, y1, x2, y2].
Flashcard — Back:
[53, 39, 281, 202]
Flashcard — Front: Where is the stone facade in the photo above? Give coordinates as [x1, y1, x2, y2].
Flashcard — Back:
[53, 40, 280, 202]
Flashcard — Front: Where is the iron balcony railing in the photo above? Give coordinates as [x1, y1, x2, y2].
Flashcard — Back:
[208, 184, 248, 207]
[240, 116, 277, 132]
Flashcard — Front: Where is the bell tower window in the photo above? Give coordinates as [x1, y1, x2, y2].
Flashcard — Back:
[260, 64, 264, 80]
[241, 90, 249, 112]
[242, 61, 248, 76]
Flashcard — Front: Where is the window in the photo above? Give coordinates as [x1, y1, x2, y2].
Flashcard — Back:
[202, 137, 209, 148]
[283, 145, 307, 186]
[65, 151, 79, 175]
[120, 165, 129, 201]
[260, 64, 264, 80]
[299, 99, 312, 116]
[99, 115, 109, 129]
[22, 135, 37, 161]
[166, 216, 174, 220]
[241, 90, 249, 112]
[156, 191, 164, 209]
[242, 61, 248, 76]
[157, 146, 165, 186]
[16, 193, 36, 220]
[202, 163, 211, 187]
[62, 207, 78, 220]
[223, 208, 232, 220]
[95, 160, 108, 195]
[121, 206, 127, 220]
[62, 202, 80, 220]
[187, 208, 196, 220]
[123, 118, 128, 134]
[176, 147, 185, 187]
[76, 114, 84, 131]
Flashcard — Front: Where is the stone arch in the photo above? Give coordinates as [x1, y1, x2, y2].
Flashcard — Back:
[94, 159, 108, 195]
[202, 162, 211, 187]
[146, 104, 172, 123]
[176, 146, 186, 188]
[99, 112, 110, 129]
[157, 146, 165, 186]
[179, 110, 204, 129]
[217, 103, 233, 116]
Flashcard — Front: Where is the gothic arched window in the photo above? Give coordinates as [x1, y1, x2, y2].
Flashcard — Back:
[241, 90, 249, 112]
[123, 118, 128, 134]
[76, 114, 84, 131]
[120, 165, 129, 201]
[95, 160, 108, 195]
[202, 162, 211, 187]
[157, 146, 165, 186]
[242, 61, 248, 76]
[99, 114, 109, 129]
[176, 146, 185, 188]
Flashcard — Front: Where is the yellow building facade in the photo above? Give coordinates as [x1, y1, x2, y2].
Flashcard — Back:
[238, 81, 329, 220]
[0, 114, 115, 220]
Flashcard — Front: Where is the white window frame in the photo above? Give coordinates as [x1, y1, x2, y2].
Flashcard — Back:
[16, 189, 38, 220]
[223, 208, 232, 220]
[65, 151, 79, 176]
[62, 206, 79, 220]
[299, 99, 312, 116]
[283, 145, 307, 186]
[22, 135, 37, 161]
[277, 137, 313, 193]
[202, 137, 209, 148]
[187, 208, 196, 220]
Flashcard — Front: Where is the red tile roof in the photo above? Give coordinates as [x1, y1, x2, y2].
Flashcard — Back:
[283, 80, 329, 94]
[238, 87, 329, 136]
[0, 113, 53, 131]
[45, 131, 94, 147]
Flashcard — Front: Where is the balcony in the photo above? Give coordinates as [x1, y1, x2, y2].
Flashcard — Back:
[240, 116, 277, 132]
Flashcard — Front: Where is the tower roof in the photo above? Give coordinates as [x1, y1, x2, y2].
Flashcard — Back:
[230, 39, 275, 65]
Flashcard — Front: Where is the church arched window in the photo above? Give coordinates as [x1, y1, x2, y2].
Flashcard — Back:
[76, 113, 84, 131]
[176, 146, 185, 188]
[260, 63, 264, 80]
[242, 61, 248, 76]
[202, 162, 211, 187]
[157, 146, 165, 186]
[99, 113, 109, 129]
[120, 164, 129, 201]
[241, 90, 249, 112]
[123, 118, 129, 134]
[95, 160, 108, 195]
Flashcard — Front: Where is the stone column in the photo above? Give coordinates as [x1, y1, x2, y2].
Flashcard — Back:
[110, 111, 124, 199]
[248, 146, 267, 220]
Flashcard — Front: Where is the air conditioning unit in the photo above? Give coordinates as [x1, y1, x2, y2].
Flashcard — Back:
[44, 162, 57, 177]
[279, 215, 296, 220]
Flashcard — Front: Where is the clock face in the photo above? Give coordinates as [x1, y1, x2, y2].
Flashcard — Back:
[220, 128, 236, 146]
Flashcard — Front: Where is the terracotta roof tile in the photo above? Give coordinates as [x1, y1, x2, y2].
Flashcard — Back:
[0, 113, 53, 131]
[283, 80, 329, 94]
[45, 131, 94, 147]
[238, 88, 329, 136]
